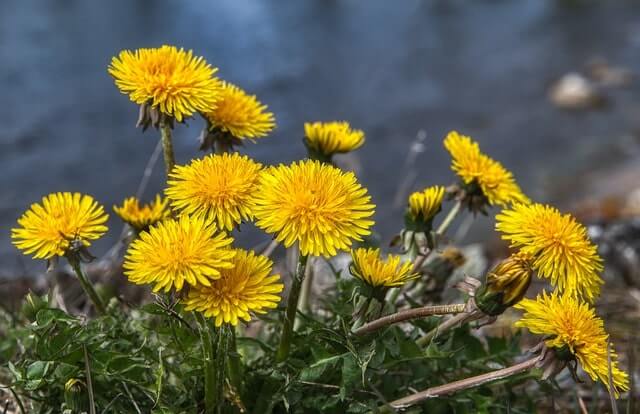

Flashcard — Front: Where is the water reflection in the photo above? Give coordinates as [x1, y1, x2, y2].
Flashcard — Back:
[2, 0, 640, 274]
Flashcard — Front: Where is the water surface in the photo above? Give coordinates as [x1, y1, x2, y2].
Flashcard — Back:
[2, 0, 640, 274]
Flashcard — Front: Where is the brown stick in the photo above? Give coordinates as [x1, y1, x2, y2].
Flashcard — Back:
[353, 303, 466, 335]
[390, 355, 541, 409]
[416, 310, 482, 347]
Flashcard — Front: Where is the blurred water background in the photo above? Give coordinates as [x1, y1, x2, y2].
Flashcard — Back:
[3, 0, 640, 276]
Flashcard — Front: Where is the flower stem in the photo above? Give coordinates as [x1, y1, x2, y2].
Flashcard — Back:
[227, 327, 243, 396]
[435, 199, 463, 237]
[196, 314, 216, 413]
[277, 253, 309, 362]
[389, 355, 542, 409]
[67, 256, 105, 314]
[389, 199, 465, 305]
[159, 118, 175, 178]
[295, 259, 314, 329]
[213, 325, 229, 412]
[353, 303, 466, 335]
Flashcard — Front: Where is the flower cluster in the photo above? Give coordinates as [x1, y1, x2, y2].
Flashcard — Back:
[9, 45, 629, 409]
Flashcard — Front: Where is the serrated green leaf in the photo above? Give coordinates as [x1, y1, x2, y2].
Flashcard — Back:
[35, 308, 76, 327]
[26, 360, 50, 380]
[340, 354, 359, 401]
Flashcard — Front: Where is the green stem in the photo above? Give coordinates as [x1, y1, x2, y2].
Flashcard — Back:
[227, 327, 243, 397]
[276, 253, 309, 362]
[67, 256, 105, 314]
[435, 199, 463, 236]
[197, 314, 216, 414]
[214, 325, 229, 412]
[215, 138, 232, 154]
[387, 200, 464, 307]
[351, 295, 374, 332]
[295, 258, 314, 329]
[159, 118, 175, 178]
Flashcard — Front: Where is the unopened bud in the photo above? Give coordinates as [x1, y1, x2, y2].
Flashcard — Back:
[476, 252, 533, 316]
[64, 378, 88, 412]
[406, 186, 446, 231]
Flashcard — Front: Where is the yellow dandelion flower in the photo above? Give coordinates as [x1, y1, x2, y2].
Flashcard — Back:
[123, 215, 235, 292]
[303, 121, 365, 158]
[108, 45, 221, 122]
[408, 185, 446, 223]
[515, 291, 629, 397]
[183, 249, 284, 327]
[166, 153, 263, 231]
[12, 192, 108, 260]
[350, 248, 419, 288]
[253, 159, 375, 257]
[113, 195, 170, 231]
[496, 203, 603, 301]
[203, 81, 275, 140]
[444, 131, 529, 206]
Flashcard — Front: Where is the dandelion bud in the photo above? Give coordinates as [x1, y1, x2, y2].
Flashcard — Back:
[475, 252, 533, 316]
[64, 379, 88, 412]
[401, 186, 446, 255]
[113, 195, 170, 232]
[350, 248, 419, 295]
[407, 186, 446, 229]
[303, 121, 365, 162]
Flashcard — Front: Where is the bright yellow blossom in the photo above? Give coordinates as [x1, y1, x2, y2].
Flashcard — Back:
[408, 186, 445, 223]
[496, 203, 603, 301]
[166, 153, 263, 231]
[109, 45, 221, 122]
[123, 215, 235, 292]
[444, 131, 528, 206]
[253, 160, 375, 257]
[350, 248, 419, 288]
[12, 192, 108, 260]
[303, 121, 365, 158]
[113, 195, 170, 231]
[183, 249, 284, 327]
[203, 81, 275, 140]
[515, 291, 629, 397]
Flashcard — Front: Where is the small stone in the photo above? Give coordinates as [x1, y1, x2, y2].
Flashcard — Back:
[549, 72, 605, 110]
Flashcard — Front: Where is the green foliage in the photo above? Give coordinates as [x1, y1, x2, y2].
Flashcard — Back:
[1, 282, 540, 413]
